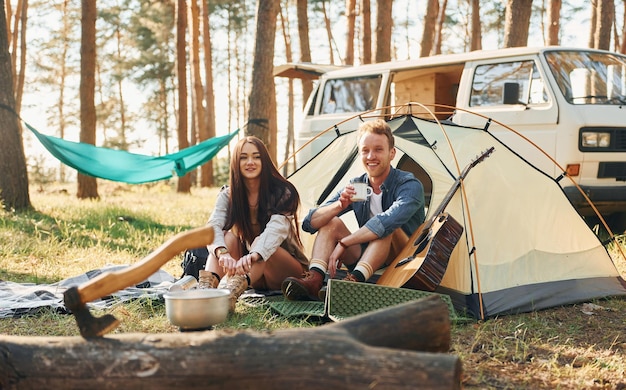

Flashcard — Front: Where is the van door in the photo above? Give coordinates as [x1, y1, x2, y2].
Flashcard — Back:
[453, 57, 560, 175]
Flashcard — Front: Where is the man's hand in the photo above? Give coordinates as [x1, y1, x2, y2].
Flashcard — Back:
[328, 243, 345, 278]
[339, 184, 357, 208]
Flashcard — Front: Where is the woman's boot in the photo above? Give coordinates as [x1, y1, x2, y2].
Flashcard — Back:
[217, 274, 249, 312]
[198, 270, 219, 289]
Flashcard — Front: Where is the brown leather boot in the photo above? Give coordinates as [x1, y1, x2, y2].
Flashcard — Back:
[218, 275, 249, 312]
[281, 269, 325, 301]
[198, 270, 219, 289]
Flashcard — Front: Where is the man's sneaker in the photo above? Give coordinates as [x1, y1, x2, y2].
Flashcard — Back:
[218, 275, 249, 312]
[281, 270, 324, 301]
[318, 272, 358, 301]
[198, 270, 219, 289]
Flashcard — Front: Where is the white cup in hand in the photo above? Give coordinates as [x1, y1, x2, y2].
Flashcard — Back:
[351, 182, 373, 202]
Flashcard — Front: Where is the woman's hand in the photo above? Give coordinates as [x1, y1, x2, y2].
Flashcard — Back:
[234, 253, 260, 275]
[218, 253, 238, 276]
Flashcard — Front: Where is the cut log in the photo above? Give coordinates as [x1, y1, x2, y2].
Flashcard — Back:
[0, 295, 461, 389]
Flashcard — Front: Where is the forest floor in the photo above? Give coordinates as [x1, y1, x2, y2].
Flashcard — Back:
[1, 183, 625, 389]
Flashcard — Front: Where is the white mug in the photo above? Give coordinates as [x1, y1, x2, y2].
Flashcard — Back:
[351, 182, 373, 202]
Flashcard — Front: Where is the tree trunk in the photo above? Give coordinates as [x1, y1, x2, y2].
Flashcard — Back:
[375, 0, 392, 62]
[345, 0, 356, 65]
[201, 0, 215, 187]
[433, 0, 447, 55]
[595, 0, 614, 50]
[470, 0, 482, 51]
[176, 0, 191, 193]
[248, 0, 279, 160]
[503, 0, 532, 48]
[621, 0, 626, 54]
[420, 0, 438, 57]
[190, 0, 205, 187]
[0, 296, 462, 390]
[9, 0, 20, 82]
[361, 0, 371, 64]
[547, 0, 561, 45]
[589, 0, 598, 48]
[58, 0, 71, 182]
[0, 0, 30, 211]
[13, 0, 27, 116]
[77, 0, 98, 199]
[321, 0, 335, 64]
[115, 25, 127, 150]
[296, 0, 313, 103]
[279, 4, 295, 174]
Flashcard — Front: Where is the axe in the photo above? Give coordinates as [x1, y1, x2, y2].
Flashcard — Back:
[63, 225, 215, 338]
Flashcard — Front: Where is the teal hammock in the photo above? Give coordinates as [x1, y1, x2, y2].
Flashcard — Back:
[25, 121, 239, 184]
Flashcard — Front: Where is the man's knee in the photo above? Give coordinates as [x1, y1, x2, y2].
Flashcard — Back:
[317, 216, 346, 233]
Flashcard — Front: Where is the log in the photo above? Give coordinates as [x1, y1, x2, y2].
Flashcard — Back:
[0, 295, 461, 389]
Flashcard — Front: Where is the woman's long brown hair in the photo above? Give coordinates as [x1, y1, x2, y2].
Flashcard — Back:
[224, 136, 302, 247]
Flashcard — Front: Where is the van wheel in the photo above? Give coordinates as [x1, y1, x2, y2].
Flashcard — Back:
[584, 213, 626, 239]
[605, 212, 626, 235]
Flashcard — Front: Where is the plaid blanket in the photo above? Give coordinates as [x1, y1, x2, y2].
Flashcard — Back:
[0, 265, 175, 318]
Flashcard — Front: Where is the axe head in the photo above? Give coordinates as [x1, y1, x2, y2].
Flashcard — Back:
[64, 286, 120, 338]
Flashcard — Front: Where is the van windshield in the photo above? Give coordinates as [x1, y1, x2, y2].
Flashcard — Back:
[545, 50, 626, 105]
[319, 75, 382, 114]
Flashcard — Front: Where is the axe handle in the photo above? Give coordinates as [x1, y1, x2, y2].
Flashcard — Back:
[76, 225, 215, 305]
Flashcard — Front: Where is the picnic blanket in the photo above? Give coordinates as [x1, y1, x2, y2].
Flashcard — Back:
[0, 265, 176, 319]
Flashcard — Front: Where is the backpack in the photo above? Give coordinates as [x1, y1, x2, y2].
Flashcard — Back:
[180, 247, 209, 280]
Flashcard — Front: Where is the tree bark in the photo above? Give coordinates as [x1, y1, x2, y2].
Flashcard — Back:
[176, 0, 191, 193]
[77, 0, 98, 199]
[420, 0, 438, 57]
[503, 0, 533, 48]
[547, 0, 561, 45]
[0, 0, 30, 211]
[0, 296, 461, 390]
[375, 0, 392, 62]
[248, 0, 279, 160]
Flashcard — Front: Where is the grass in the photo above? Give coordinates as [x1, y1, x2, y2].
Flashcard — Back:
[1, 182, 625, 389]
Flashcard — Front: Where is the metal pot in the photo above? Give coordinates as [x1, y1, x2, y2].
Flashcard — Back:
[163, 289, 230, 330]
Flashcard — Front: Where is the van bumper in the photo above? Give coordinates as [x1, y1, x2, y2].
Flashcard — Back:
[563, 185, 626, 216]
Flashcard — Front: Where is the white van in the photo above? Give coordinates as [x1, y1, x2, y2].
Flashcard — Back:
[275, 47, 626, 232]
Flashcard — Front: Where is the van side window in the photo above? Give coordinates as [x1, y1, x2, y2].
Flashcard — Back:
[469, 61, 548, 107]
[319, 75, 382, 114]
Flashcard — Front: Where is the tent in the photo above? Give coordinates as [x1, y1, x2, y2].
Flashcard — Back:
[287, 114, 626, 319]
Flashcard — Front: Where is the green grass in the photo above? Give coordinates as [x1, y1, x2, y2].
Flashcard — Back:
[1, 182, 625, 389]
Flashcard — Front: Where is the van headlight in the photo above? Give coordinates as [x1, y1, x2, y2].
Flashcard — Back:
[581, 131, 611, 148]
